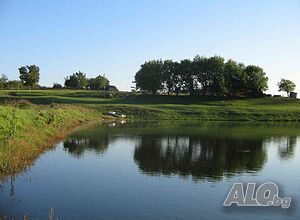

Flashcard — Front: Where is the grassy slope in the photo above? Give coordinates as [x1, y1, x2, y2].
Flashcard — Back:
[0, 102, 103, 175]
[0, 90, 299, 121]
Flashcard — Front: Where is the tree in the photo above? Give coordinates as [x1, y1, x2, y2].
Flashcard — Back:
[134, 60, 164, 95]
[0, 74, 8, 88]
[205, 56, 226, 96]
[277, 79, 296, 96]
[89, 75, 110, 90]
[178, 59, 196, 95]
[193, 55, 208, 95]
[19, 66, 29, 85]
[53, 83, 63, 89]
[172, 62, 184, 96]
[161, 60, 176, 95]
[244, 65, 268, 96]
[27, 65, 40, 88]
[194, 56, 227, 96]
[224, 60, 246, 96]
[18, 65, 40, 88]
[64, 71, 88, 89]
[134, 55, 269, 98]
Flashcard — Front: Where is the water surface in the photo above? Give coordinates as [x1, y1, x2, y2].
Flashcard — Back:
[1, 121, 300, 219]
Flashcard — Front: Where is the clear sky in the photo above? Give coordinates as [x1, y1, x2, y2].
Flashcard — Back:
[0, 0, 299, 94]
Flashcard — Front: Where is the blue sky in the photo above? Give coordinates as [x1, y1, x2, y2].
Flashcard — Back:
[0, 0, 299, 93]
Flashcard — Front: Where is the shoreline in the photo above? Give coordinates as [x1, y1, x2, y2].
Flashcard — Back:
[1, 97, 300, 176]
[0, 104, 105, 177]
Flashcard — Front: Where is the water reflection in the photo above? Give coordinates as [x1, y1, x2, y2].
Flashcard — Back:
[63, 124, 111, 157]
[133, 135, 267, 181]
[1, 122, 300, 219]
[275, 136, 297, 160]
[62, 122, 299, 181]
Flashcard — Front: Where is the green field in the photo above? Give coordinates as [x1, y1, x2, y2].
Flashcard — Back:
[1, 89, 300, 121]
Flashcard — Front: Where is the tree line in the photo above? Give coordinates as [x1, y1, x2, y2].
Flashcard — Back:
[0, 59, 296, 96]
[0, 66, 117, 91]
[0, 65, 40, 90]
[134, 55, 271, 97]
[64, 71, 111, 90]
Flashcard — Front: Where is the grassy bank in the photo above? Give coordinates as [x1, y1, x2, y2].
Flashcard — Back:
[2, 90, 300, 121]
[0, 101, 103, 176]
[96, 97, 300, 121]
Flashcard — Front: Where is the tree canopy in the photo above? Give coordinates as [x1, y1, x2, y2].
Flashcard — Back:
[53, 83, 63, 89]
[134, 60, 164, 95]
[0, 74, 8, 88]
[89, 75, 109, 90]
[244, 65, 268, 96]
[19, 65, 40, 88]
[278, 79, 296, 96]
[64, 72, 112, 90]
[64, 71, 88, 89]
[134, 55, 269, 97]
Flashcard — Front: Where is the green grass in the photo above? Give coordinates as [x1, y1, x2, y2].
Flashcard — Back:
[0, 101, 103, 176]
[1, 89, 300, 121]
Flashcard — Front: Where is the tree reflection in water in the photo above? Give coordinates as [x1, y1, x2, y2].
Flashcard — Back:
[62, 122, 299, 181]
[133, 135, 267, 181]
[2, 122, 299, 203]
[63, 124, 112, 157]
[275, 136, 297, 160]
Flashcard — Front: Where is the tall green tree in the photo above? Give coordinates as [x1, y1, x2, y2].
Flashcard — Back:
[27, 65, 40, 88]
[244, 65, 268, 96]
[277, 78, 296, 96]
[0, 74, 8, 88]
[162, 60, 176, 95]
[193, 55, 208, 95]
[53, 83, 63, 89]
[19, 66, 28, 85]
[178, 59, 195, 95]
[172, 62, 183, 96]
[224, 60, 246, 96]
[134, 60, 164, 95]
[195, 56, 226, 96]
[64, 71, 88, 89]
[205, 56, 226, 96]
[89, 75, 110, 90]
[18, 65, 40, 88]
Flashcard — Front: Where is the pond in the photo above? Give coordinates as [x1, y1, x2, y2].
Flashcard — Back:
[0, 121, 300, 219]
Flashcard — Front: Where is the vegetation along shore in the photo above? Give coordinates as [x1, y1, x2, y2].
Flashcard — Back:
[0, 100, 104, 176]
[0, 54, 299, 176]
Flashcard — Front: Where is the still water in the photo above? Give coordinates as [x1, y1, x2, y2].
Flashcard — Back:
[1, 121, 300, 219]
